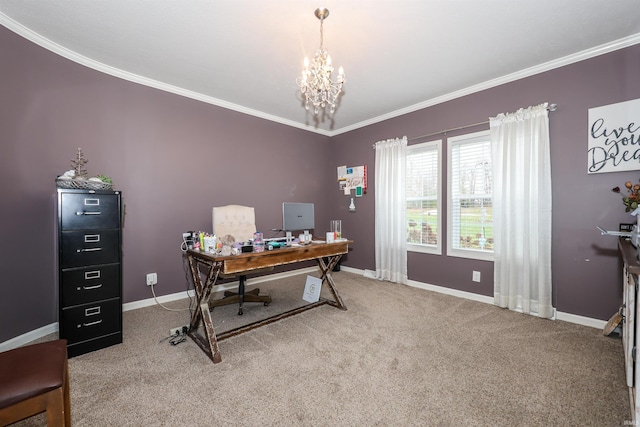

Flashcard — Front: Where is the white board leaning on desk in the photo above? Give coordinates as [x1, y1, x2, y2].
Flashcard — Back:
[303, 276, 322, 303]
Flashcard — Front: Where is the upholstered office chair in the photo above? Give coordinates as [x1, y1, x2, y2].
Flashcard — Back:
[209, 205, 272, 315]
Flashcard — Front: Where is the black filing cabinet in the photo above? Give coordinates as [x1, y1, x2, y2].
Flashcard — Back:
[57, 189, 123, 357]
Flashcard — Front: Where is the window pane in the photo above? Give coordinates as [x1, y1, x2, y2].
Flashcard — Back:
[407, 199, 438, 245]
[406, 140, 441, 253]
[407, 150, 438, 198]
[455, 198, 493, 250]
[448, 131, 493, 258]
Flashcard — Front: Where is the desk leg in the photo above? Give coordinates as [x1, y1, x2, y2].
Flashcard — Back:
[317, 255, 347, 310]
[186, 255, 223, 363]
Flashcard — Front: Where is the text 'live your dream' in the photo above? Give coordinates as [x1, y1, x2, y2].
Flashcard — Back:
[588, 118, 640, 173]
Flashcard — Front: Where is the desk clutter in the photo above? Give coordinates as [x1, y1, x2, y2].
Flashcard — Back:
[181, 230, 344, 255]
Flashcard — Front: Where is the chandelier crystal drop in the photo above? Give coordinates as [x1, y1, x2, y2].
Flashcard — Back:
[296, 8, 345, 116]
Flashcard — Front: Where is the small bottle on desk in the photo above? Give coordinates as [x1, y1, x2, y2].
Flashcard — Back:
[253, 232, 264, 253]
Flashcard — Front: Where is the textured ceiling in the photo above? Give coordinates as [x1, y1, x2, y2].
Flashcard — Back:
[1, 1, 640, 135]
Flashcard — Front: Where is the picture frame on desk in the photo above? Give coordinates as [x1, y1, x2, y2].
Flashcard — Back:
[620, 223, 635, 232]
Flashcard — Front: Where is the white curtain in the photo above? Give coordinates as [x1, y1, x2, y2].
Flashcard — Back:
[490, 103, 554, 318]
[374, 137, 408, 284]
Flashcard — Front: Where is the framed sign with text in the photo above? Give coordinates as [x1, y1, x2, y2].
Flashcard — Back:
[588, 98, 640, 174]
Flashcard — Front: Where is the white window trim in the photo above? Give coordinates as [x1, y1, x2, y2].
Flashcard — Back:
[446, 130, 494, 261]
[407, 139, 442, 255]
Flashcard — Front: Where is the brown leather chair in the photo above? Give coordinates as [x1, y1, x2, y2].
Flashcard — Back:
[208, 205, 272, 315]
[0, 339, 71, 426]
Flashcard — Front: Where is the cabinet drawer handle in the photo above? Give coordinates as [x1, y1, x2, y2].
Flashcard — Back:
[82, 284, 103, 290]
[85, 270, 101, 280]
[77, 247, 102, 253]
[82, 320, 103, 327]
[85, 306, 101, 316]
[76, 211, 102, 216]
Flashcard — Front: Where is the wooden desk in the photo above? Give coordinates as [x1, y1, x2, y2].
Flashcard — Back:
[185, 241, 350, 363]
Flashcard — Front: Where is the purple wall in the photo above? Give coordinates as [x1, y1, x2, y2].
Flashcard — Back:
[0, 26, 330, 343]
[1, 23, 639, 344]
[330, 44, 640, 321]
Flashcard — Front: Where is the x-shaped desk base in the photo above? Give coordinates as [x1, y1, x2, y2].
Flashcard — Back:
[185, 242, 350, 363]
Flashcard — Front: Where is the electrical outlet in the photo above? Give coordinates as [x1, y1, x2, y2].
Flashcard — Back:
[472, 271, 481, 282]
[170, 326, 188, 336]
[146, 272, 157, 286]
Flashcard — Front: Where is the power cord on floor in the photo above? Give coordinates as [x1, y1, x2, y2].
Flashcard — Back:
[149, 256, 196, 313]
[157, 257, 212, 347]
[160, 326, 188, 346]
[150, 282, 190, 312]
[156, 249, 225, 347]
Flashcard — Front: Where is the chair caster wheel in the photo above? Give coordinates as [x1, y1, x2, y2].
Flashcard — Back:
[238, 308, 243, 315]
[264, 302, 270, 306]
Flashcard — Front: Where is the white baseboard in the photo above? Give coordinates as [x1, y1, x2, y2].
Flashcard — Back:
[407, 278, 495, 305]
[123, 266, 317, 311]
[0, 323, 58, 353]
[555, 311, 607, 329]
[0, 265, 606, 351]
[123, 289, 196, 311]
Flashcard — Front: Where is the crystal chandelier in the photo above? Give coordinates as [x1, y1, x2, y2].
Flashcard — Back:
[296, 8, 345, 116]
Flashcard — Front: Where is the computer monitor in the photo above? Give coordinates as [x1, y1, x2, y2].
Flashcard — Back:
[282, 202, 315, 233]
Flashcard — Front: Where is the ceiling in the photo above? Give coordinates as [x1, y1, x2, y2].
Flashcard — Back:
[1, 1, 640, 136]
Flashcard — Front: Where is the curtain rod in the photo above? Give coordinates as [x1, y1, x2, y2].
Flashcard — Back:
[407, 103, 558, 142]
[372, 103, 557, 148]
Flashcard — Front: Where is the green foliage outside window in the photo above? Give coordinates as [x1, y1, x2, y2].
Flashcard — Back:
[407, 200, 438, 245]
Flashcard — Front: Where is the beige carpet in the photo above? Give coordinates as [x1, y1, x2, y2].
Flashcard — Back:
[11, 272, 630, 426]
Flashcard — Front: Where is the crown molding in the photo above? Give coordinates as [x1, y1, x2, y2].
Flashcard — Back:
[0, 13, 333, 136]
[2, 12, 639, 138]
[330, 33, 640, 136]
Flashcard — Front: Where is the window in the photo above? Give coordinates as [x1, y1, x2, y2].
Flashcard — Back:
[406, 140, 441, 254]
[447, 130, 493, 260]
